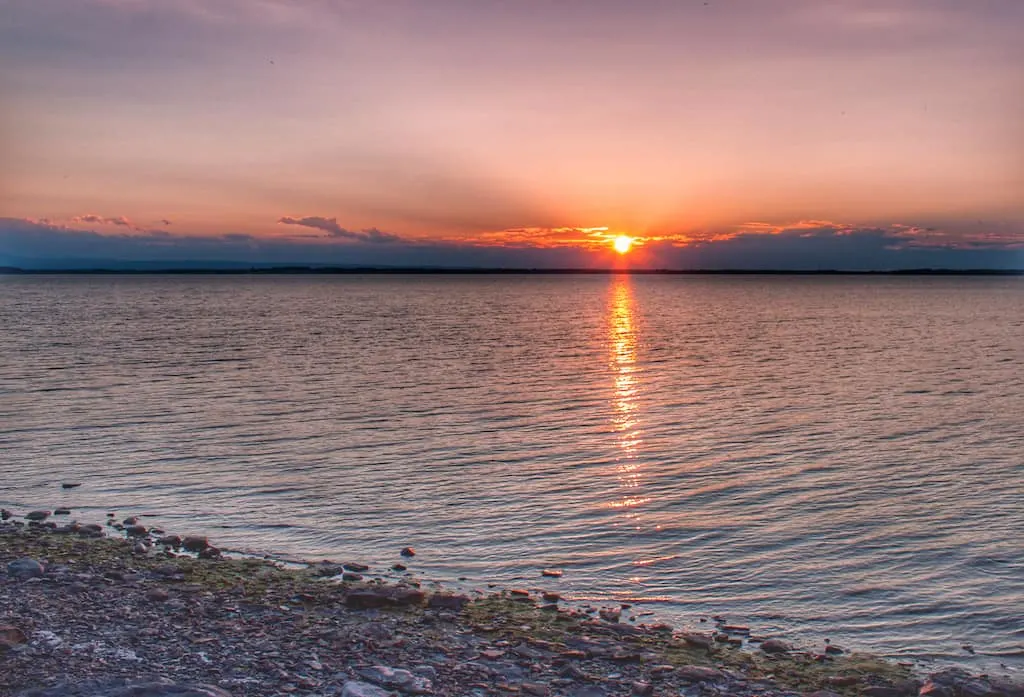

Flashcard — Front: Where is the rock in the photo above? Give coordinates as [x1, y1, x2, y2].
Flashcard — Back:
[805, 692, 843, 697]
[346, 591, 389, 609]
[342, 682, 392, 697]
[0, 625, 28, 651]
[760, 638, 794, 653]
[918, 682, 954, 697]
[675, 666, 724, 683]
[146, 587, 170, 602]
[357, 666, 432, 694]
[54, 508, 72, 515]
[570, 687, 606, 697]
[542, 591, 561, 602]
[122, 516, 139, 525]
[428, 593, 469, 611]
[126, 524, 149, 536]
[132, 542, 149, 555]
[861, 687, 904, 697]
[25, 510, 50, 521]
[400, 547, 416, 557]
[824, 644, 845, 655]
[680, 632, 714, 650]
[197, 546, 221, 559]
[541, 569, 563, 577]
[61, 482, 82, 489]
[344, 562, 370, 572]
[342, 572, 363, 582]
[521, 683, 549, 696]
[182, 535, 209, 552]
[1, 509, 11, 520]
[632, 682, 653, 696]
[598, 608, 621, 623]
[159, 535, 183, 547]
[312, 563, 344, 577]
[15, 679, 233, 697]
[389, 587, 427, 606]
[7, 558, 45, 579]
[392, 563, 407, 571]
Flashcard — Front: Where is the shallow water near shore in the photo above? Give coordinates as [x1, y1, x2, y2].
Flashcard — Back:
[2, 274, 1022, 673]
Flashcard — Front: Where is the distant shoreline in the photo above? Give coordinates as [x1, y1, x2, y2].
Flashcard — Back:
[3, 266, 1023, 276]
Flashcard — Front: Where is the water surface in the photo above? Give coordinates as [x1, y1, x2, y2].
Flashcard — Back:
[1, 274, 1022, 671]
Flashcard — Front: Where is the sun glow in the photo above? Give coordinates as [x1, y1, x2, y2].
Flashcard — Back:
[612, 235, 633, 254]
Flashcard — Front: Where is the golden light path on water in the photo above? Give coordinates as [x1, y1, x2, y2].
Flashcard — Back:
[606, 275, 651, 521]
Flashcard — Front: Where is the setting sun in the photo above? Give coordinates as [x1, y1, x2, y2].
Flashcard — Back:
[613, 236, 634, 254]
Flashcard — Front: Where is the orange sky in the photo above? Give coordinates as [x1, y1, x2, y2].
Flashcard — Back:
[1, 1, 1022, 267]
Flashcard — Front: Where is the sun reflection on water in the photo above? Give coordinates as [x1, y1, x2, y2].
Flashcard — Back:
[606, 275, 650, 519]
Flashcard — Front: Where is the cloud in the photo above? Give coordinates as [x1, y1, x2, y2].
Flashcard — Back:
[277, 216, 403, 244]
[2, 216, 1022, 271]
[72, 214, 133, 227]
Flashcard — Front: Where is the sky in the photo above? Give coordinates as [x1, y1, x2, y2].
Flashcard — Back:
[1, 0, 1022, 269]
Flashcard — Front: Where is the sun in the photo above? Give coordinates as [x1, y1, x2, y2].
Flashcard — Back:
[612, 235, 634, 254]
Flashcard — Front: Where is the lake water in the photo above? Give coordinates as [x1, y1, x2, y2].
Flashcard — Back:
[1, 274, 1022, 671]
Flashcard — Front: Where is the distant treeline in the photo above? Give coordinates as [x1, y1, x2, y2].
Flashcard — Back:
[2, 266, 1024, 276]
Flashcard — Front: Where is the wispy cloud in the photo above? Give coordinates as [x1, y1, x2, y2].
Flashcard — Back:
[277, 216, 404, 244]
[72, 214, 133, 227]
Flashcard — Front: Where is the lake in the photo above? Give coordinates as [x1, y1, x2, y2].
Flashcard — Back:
[1, 274, 1022, 671]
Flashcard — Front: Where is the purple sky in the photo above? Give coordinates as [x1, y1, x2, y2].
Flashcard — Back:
[2, 0, 1022, 268]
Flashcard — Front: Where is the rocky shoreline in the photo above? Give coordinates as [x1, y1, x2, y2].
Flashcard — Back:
[2, 509, 1022, 697]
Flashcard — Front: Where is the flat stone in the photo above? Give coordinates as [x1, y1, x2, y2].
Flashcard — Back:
[680, 632, 713, 649]
[343, 562, 370, 572]
[675, 666, 724, 683]
[521, 683, 549, 696]
[341, 682, 391, 697]
[25, 510, 50, 521]
[541, 569, 562, 577]
[357, 666, 432, 694]
[54, 508, 72, 516]
[428, 593, 469, 611]
[61, 482, 82, 489]
[126, 524, 149, 536]
[7, 558, 45, 579]
[342, 572, 364, 582]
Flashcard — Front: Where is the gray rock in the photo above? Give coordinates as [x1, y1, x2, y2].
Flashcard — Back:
[341, 682, 391, 697]
[344, 562, 370, 572]
[400, 546, 416, 557]
[357, 666, 432, 694]
[126, 524, 149, 536]
[7, 558, 45, 579]
[25, 510, 50, 521]
[1, 509, 11, 520]
[54, 508, 72, 516]
[61, 482, 82, 489]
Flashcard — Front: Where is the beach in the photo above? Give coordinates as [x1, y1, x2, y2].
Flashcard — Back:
[2, 513, 1020, 697]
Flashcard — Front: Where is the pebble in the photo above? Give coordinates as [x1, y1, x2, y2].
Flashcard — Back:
[25, 511, 50, 521]
[122, 516, 139, 525]
[7, 558, 45, 580]
[54, 508, 72, 516]
[342, 572, 364, 582]
[392, 563, 408, 571]
[344, 562, 370, 572]
[400, 547, 416, 557]
[126, 524, 149, 536]
[0, 624, 28, 650]
[197, 546, 221, 559]
[541, 569, 563, 578]
[146, 587, 170, 602]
